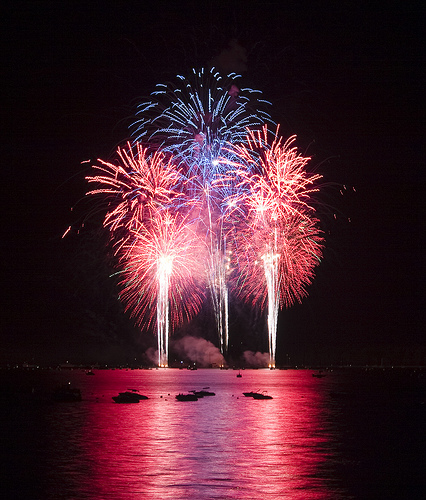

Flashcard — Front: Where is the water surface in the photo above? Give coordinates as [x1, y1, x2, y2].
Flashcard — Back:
[1, 368, 424, 499]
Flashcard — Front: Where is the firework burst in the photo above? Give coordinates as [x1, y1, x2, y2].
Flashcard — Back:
[225, 126, 324, 366]
[84, 69, 326, 367]
[118, 210, 206, 367]
[131, 67, 272, 174]
[86, 142, 186, 250]
[129, 68, 273, 355]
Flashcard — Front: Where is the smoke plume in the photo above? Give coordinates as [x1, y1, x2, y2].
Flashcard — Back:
[143, 347, 158, 366]
[243, 351, 270, 368]
[172, 336, 225, 367]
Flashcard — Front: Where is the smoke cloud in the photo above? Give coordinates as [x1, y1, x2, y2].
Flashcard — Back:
[209, 39, 248, 74]
[143, 347, 158, 366]
[242, 351, 270, 368]
[172, 336, 225, 367]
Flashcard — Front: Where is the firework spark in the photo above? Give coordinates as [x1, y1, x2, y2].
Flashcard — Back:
[118, 210, 206, 367]
[86, 142, 204, 366]
[85, 69, 325, 368]
[86, 142, 185, 250]
[130, 68, 273, 355]
[131, 67, 272, 175]
[226, 126, 324, 366]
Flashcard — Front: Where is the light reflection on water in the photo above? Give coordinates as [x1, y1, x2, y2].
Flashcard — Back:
[69, 370, 347, 499]
[3, 368, 425, 499]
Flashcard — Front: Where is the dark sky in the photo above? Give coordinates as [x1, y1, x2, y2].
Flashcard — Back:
[2, 1, 423, 365]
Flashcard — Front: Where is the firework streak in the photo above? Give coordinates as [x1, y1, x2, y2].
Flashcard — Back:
[86, 68, 323, 367]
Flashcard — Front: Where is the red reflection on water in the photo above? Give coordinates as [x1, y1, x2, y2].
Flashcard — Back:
[77, 370, 342, 499]
[236, 372, 336, 499]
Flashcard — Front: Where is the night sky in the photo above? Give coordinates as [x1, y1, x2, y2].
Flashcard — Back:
[2, 1, 423, 366]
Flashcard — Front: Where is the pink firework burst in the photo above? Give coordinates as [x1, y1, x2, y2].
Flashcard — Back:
[86, 142, 184, 245]
[118, 209, 206, 366]
[231, 213, 324, 309]
[224, 125, 324, 366]
[118, 210, 206, 328]
[225, 125, 322, 222]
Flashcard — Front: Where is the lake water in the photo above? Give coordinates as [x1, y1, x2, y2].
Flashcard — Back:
[1, 368, 425, 499]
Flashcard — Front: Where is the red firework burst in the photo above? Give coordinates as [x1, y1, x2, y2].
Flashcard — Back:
[117, 209, 206, 330]
[86, 142, 184, 243]
[226, 125, 324, 308]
